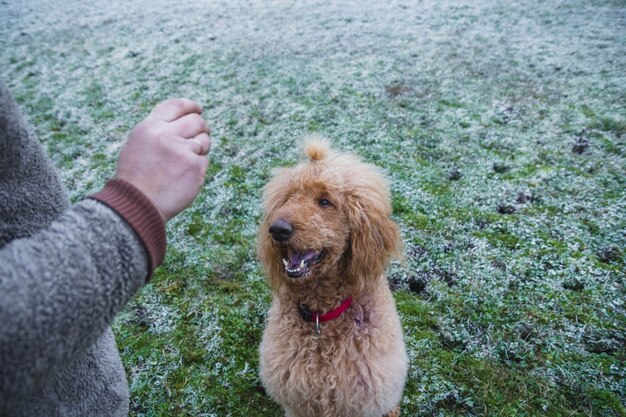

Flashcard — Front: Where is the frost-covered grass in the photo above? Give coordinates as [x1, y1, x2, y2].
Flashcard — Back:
[1, 0, 625, 416]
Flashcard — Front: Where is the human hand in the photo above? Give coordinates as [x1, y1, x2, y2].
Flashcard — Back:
[115, 98, 211, 221]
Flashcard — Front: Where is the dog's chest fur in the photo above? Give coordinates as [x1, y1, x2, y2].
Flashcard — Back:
[260, 293, 407, 417]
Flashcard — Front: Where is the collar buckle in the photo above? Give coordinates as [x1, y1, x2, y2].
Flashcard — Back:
[297, 297, 353, 335]
[314, 313, 321, 336]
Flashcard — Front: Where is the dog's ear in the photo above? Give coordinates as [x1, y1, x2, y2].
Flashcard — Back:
[262, 167, 292, 214]
[345, 188, 401, 294]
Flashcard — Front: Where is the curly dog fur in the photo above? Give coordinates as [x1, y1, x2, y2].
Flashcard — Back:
[258, 138, 408, 417]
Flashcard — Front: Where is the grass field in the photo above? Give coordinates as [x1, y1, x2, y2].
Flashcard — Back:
[1, 0, 625, 416]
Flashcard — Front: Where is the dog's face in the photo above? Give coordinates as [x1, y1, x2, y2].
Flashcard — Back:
[261, 172, 351, 282]
[258, 140, 400, 294]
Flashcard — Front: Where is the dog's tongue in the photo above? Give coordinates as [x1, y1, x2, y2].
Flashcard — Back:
[288, 250, 317, 269]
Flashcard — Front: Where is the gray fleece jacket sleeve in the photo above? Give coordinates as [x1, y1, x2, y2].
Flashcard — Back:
[0, 79, 166, 411]
[0, 199, 149, 408]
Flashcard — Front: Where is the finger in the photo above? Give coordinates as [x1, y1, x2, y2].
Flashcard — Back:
[194, 132, 211, 155]
[178, 137, 202, 156]
[181, 133, 211, 155]
[198, 153, 210, 177]
[191, 132, 211, 155]
[150, 98, 203, 122]
[169, 113, 210, 139]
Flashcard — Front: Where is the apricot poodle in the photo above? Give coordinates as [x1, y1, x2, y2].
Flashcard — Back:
[257, 138, 408, 417]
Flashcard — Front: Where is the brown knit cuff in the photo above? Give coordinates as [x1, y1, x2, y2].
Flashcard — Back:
[88, 178, 166, 280]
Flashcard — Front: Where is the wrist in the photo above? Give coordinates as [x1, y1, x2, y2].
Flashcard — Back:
[88, 178, 167, 280]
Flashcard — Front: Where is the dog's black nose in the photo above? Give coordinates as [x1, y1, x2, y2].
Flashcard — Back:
[269, 220, 293, 242]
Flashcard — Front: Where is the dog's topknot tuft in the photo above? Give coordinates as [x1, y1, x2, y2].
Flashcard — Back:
[303, 136, 331, 162]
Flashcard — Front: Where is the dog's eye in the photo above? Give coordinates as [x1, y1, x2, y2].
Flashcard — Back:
[319, 198, 332, 208]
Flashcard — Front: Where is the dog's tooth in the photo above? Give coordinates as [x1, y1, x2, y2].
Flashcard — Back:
[300, 259, 305, 269]
[282, 258, 288, 267]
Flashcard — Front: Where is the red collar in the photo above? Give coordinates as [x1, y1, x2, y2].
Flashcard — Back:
[298, 297, 353, 334]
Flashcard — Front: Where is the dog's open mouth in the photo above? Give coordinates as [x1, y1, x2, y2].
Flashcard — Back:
[282, 249, 325, 278]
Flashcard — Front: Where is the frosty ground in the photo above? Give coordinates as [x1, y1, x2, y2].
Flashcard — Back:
[1, 0, 624, 416]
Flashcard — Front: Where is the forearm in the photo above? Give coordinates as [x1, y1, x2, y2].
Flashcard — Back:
[0, 199, 149, 405]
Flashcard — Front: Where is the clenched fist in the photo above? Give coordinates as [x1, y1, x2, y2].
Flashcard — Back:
[116, 98, 211, 221]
